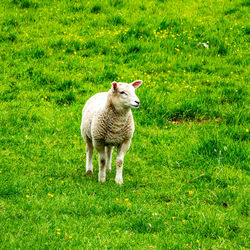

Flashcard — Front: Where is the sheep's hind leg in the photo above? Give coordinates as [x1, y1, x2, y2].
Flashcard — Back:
[85, 137, 93, 175]
[106, 146, 113, 172]
[95, 144, 106, 183]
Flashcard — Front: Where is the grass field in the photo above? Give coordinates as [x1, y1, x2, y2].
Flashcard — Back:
[0, 0, 249, 248]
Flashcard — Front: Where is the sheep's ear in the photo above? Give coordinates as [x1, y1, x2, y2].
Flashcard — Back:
[131, 80, 143, 89]
[112, 81, 118, 91]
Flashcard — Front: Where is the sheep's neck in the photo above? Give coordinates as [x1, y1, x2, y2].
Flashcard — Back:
[106, 99, 130, 124]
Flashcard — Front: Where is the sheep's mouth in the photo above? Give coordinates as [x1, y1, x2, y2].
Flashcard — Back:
[131, 104, 140, 108]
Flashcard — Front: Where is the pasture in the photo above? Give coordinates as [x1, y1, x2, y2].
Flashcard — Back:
[0, 0, 249, 248]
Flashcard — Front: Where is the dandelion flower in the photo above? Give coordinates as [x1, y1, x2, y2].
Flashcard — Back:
[26, 195, 30, 198]
[124, 198, 129, 202]
[246, 129, 249, 132]
[189, 191, 193, 195]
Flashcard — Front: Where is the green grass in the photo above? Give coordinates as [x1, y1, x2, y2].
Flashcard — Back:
[0, 0, 249, 248]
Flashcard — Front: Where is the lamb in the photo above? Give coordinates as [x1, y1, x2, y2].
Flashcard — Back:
[80, 80, 143, 185]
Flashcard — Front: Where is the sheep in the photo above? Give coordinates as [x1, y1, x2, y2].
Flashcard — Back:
[80, 80, 143, 185]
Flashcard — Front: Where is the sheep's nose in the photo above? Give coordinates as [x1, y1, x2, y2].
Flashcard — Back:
[135, 100, 140, 106]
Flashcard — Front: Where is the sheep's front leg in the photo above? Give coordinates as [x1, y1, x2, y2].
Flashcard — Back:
[106, 146, 113, 172]
[115, 140, 131, 185]
[95, 144, 106, 183]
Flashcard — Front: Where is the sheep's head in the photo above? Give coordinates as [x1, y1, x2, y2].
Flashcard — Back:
[110, 80, 143, 110]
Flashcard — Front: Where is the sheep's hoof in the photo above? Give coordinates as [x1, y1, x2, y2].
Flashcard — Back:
[98, 178, 106, 183]
[86, 170, 93, 175]
[115, 178, 123, 185]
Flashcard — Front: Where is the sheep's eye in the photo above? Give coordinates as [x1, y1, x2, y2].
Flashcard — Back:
[120, 91, 127, 95]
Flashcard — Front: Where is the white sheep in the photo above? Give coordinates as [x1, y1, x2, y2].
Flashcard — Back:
[80, 80, 143, 185]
